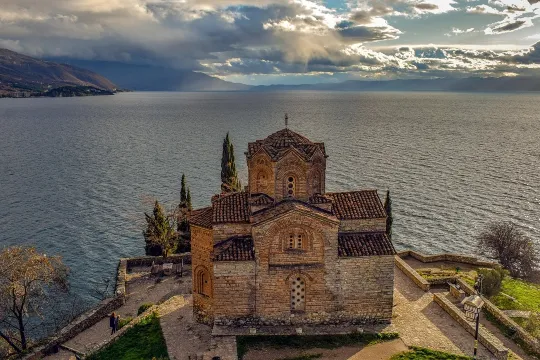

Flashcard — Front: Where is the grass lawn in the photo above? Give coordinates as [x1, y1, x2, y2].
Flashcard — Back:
[390, 346, 472, 360]
[490, 277, 540, 313]
[86, 313, 169, 360]
[237, 333, 399, 360]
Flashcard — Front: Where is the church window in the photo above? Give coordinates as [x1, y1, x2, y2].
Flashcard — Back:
[287, 232, 304, 250]
[287, 176, 296, 197]
[256, 172, 267, 193]
[291, 277, 306, 312]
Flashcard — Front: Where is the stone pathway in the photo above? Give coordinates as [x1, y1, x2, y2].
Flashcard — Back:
[391, 265, 535, 360]
[45, 271, 192, 359]
[159, 295, 214, 360]
[387, 266, 494, 359]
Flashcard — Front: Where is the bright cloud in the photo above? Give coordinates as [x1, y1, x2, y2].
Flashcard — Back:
[1, 0, 540, 83]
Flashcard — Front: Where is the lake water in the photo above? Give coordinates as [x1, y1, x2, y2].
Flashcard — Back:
[0, 91, 539, 304]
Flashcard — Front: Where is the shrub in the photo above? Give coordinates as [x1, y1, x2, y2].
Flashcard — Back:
[477, 267, 506, 296]
[477, 221, 538, 278]
[137, 303, 154, 316]
[118, 316, 133, 329]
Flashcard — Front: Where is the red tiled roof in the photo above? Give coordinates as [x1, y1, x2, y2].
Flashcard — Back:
[250, 193, 274, 206]
[309, 193, 332, 204]
[212, 192, 250, 224]
[338, 232, 395, 257]
[328, 190, 386, 220]
[214, 236, 255, 261]
[247, 129, 326, 161]
[189, 207, 213, 229]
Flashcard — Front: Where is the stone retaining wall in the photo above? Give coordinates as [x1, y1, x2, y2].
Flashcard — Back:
[397, 250, 498, 268]
[24, 254, 191, 359]
[394, 255, 430, 291]
[83, 304, 160, 357]
[433, 293, 509, 360]
[456, 278, 540, 356]
[24, 295, 125, 359]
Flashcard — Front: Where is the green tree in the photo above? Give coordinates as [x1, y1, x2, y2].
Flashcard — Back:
[221, 132, 242, 193]
[384, 190, 393, 240]
[143, 201, 178, 258]
[0, 247, 69, 354]
[186, 188, 192, 211]
[180, 174, 187, 204]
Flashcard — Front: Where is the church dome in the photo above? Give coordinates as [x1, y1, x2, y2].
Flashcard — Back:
[247, 128, 326, 161]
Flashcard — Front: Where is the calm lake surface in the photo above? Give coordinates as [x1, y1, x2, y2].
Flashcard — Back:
[1, 91, 539, 304]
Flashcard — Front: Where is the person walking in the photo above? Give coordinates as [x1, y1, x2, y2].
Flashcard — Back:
[110, 312, 116, 335]
[115, 314, 120, 333]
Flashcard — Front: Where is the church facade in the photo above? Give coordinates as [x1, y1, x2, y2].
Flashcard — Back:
[190, 128, 395, 331]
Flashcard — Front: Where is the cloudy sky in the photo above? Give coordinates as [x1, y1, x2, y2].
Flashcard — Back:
[2, 0, 540, 84]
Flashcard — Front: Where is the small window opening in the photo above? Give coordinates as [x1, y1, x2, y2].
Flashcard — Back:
[291, 277, 306, 311]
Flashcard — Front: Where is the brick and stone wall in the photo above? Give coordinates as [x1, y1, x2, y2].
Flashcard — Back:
[213, 223, 252, 242]
[339, 218, 386, 233]
[338, 256, 394, 321]
[213, 262, 256, 318]
[211, 209, 394, 328]
[248, 153, 276, 196]
[191, 225, 215, 323]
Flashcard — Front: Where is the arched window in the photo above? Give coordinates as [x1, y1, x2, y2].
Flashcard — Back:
[286, 176, 296, 198]
[288, 233, 304, 250]
[290, 276, 306, 312]
[312, 171, 321, 194]
[256, 171, 268, 193]
[196, 268, 211, 297]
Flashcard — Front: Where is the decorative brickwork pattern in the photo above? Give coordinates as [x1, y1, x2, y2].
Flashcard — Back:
[246, 128, 325, 161]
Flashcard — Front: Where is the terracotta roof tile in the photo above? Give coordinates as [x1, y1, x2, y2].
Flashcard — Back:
[338, 232, 395, 257]
[328, 190, 386, 220]
[309, 193, 332, 204]
[214, 236, 255, 261]
[212, 192, 250, 224]
[246, 129, 326, 161]
[250, 193, 274, 206]
[189, 207, 213, 229]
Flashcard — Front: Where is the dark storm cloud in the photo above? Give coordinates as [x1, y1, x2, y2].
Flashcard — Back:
[492, 20, 526, 32]
[414, 3, 439, 10]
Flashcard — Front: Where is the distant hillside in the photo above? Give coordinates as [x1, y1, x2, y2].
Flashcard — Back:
[252, 77, 540, 92]
[0, 49, 117, 96]
[56, 60, 251, 92]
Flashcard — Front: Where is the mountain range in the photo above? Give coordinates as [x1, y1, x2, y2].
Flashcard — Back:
[53, 59, 251, 92]
[2, 48, 540, 96]
[0, 49, 116, 96]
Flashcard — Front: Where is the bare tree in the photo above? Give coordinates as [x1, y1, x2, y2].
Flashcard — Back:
[0, 246, 69, 354]
[478, 221, 538, 278]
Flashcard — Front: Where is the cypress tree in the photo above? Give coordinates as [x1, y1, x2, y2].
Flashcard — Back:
[180, 174, 187, 204]
[384, 190, 393, 240]
[186, 188, 192, 211]
[221, 132, 241, 192]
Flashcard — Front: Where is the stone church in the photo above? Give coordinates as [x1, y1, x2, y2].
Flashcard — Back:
[190, 128, 395, 332]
